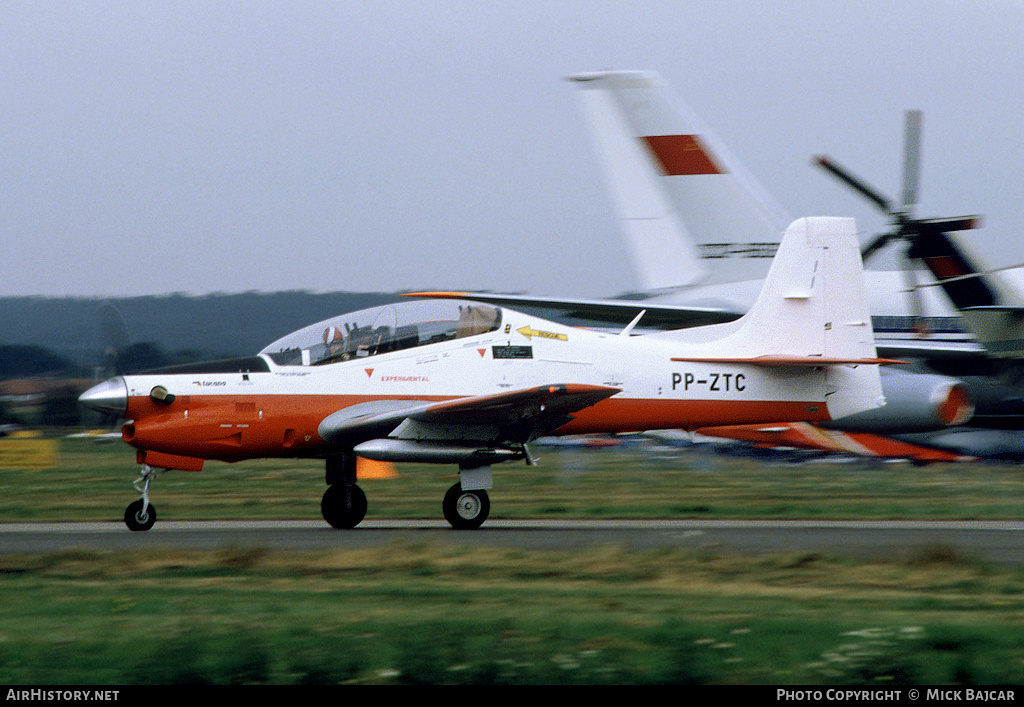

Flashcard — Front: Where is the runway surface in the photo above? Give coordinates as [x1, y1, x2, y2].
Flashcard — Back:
[2, 519, 1023, 565]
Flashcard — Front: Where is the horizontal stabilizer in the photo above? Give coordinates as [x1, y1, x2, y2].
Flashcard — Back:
[670, 355, 906, 367]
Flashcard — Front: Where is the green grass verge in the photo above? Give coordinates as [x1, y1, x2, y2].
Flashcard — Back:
[1, 544, 1023, 684]
[2, 437, 1024, 685]
[3, 437, 1024, 522]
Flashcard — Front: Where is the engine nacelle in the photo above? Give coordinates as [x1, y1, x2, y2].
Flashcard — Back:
[823, 368, 973, 434]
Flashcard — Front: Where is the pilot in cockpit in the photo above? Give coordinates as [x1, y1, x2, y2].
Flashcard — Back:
[323, 326, 346, 362]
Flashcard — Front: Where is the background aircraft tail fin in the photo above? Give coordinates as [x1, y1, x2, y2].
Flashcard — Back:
[913, 230, 1024, 358]
[570, 70, 789, 291]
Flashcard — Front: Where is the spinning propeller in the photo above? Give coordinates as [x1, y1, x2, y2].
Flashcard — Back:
[813, 110, 982, 333]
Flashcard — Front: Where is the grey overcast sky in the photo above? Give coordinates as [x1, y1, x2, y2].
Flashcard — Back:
[3, 1, 1023, 299]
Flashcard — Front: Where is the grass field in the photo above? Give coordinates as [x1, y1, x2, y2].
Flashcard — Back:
[2, 436, 1024, 684]
[4, 436, 1024, 523]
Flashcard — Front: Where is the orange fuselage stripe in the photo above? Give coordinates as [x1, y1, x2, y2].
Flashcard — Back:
[123, 393, 830, 464]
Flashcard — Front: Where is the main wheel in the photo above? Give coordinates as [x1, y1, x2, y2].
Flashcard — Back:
[321, 484, 368, 529]
[442, 483, 490, 530]
[124, 499, 156, 532]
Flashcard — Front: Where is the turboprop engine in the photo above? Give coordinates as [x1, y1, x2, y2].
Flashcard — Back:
[822, 367, 973, 434]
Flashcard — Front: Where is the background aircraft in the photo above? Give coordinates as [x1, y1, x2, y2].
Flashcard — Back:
[810, 124, 1024, 459]
[80, 217, 889, 530]
[431, 71, 1024, 462]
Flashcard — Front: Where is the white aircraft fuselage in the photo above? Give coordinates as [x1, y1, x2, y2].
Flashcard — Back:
[93, 303, 844, 470]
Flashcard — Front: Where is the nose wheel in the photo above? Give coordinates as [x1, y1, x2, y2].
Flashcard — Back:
[124, 499, 156, 531]
[124, 464, 162, 531]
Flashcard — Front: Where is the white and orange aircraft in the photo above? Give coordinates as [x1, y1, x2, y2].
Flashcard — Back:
[80, 217, 891, 531]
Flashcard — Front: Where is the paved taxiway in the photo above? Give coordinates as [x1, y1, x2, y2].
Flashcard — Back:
[2, 520, 1023, 566]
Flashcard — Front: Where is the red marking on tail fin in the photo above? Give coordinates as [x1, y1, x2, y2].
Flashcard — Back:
[642, 135, 724, 175]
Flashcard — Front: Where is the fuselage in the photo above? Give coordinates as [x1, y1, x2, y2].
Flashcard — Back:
[83, 299, 838, 471]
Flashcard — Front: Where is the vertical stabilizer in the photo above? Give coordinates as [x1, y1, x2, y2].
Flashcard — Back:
[570, 71, 790, 290]
[662, 217, 885, 420]
[744, 218, 877, 364]
[915, 230, 1024, 357]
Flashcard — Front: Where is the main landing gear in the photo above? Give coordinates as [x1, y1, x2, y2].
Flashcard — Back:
[320, 454, 494, 530]
[321, 454, 368, 529]
[321, 483, 368, 529]
[442, 464, 492, 530]
[321, 480, 488, 530]
[442, 483, 490, 530]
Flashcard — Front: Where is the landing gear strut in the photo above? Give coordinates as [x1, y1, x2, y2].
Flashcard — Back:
[124, 464, 162, 531]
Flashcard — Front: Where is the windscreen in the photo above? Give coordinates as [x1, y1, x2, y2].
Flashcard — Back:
[260, 299, 501, 366]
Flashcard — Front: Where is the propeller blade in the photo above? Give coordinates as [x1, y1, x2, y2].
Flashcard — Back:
[901, 109, 922, 212]
[813, 155, 895, 214]
[861, 233, 895, 260]
[912, 216, 983, 234]
[902, 254, 929, 336]
[97, 302, 131, 377]
[817, 111, 984, 287]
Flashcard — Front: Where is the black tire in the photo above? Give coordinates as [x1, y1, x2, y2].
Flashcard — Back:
[442, 483, 490, 530]
[124, 499, 156, 532]
[321, 484, 368, 529]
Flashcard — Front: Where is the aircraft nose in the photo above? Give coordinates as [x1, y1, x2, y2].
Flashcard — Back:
[79, 377, 128, 417]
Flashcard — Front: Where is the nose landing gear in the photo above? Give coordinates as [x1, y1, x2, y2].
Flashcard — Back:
[124, 498, 156, 532]
[124, 464, 163, 531]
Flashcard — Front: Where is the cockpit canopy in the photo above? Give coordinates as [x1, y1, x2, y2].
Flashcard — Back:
[260, 299, 502, 366]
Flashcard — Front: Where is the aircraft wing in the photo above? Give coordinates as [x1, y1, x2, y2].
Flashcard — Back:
[874, 340, 986, 360]
[405, 292, 988, 360]
[695, 423, 978, 463]
[402, 291, 741, 328]
[318, 383, 621, 447]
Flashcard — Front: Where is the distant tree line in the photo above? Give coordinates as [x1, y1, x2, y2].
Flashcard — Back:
[0, 342, 216, 381]
[0, 291, 402, 428]
[0, 342, 220, 428]
[0, 345, 75, 379]
[0, 291, 400, 367]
